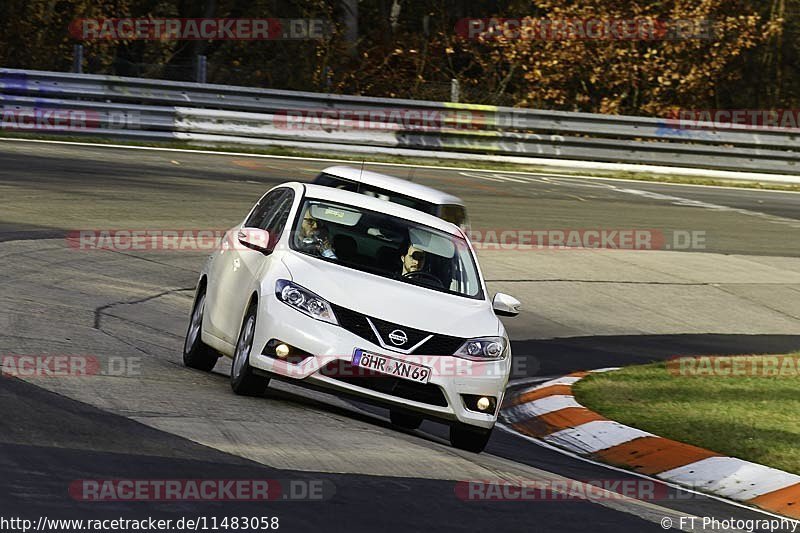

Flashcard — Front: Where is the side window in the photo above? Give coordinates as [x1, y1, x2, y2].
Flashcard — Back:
[245, 190, 284, 228]
[244, 189, 295, 248]
[263, 191, 294, 241]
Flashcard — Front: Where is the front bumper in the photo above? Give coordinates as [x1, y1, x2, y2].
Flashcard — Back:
[251, 296, 509, 430]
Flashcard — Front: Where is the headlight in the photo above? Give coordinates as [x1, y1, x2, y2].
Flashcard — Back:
[455, 337, 507, 360]
[275, 279, 338, 325]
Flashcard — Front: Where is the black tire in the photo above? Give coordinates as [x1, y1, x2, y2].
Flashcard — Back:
[230, 302, 270, 396]
[183, 288, 220, 372]
[390, 410, 423, 430]
[449, 423, 493, 453]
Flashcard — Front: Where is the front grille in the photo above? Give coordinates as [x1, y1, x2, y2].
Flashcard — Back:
[412, 334, 465, 357]
[330, 303, 466, 356]
[320, 360, 448, 407]
[330, 304, 379, 345]
[369, 316, 430, 348]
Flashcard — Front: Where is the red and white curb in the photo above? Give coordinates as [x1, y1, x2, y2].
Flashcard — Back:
[500, 369, 800, 519]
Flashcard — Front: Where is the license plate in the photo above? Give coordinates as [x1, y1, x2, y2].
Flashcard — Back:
[352, 349, 431, 384]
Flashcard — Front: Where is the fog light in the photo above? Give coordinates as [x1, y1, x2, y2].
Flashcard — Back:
[275, 343, 290, 358]
[476, 397, 491, 411]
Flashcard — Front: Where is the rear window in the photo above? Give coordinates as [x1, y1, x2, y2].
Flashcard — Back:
[438, 204, 467, 228]
[313, 173, 438, 216]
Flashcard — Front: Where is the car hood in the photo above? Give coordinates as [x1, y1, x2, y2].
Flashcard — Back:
[280, 252, 499, 338]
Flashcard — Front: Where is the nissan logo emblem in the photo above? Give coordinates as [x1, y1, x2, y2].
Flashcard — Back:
[388, 329, 408, 346]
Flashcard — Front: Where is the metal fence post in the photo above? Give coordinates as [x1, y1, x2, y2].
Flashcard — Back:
[450, 79, 460, 103]
[72, 44, 84, 74]
[194, 55, 207, 83]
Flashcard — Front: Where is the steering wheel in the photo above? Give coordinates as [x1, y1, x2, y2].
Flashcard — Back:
[402, 270, 445, 288]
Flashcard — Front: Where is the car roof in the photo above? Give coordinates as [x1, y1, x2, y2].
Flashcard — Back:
[319, 166, 464, 206]
[291, 182, 464, 237]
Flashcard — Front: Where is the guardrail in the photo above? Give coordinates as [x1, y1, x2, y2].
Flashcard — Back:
[1, 68, 799, 175]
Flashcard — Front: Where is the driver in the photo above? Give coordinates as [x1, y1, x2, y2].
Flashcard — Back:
[400, 244, 426, 275]
[300, 210, 337, 259]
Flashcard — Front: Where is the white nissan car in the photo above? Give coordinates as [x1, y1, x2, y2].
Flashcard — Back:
[183, 182, 520, 452]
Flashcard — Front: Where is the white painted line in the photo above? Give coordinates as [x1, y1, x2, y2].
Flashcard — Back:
[506, 376, 557, 388]
[589, 367, 621, 373]
[504, 395, 582, 424]
[658, 457, 800, 502]
[465, 174, 507, 182]
[2, 136, 800, 193]
[544, 376, 584, 386]
[505, 175, 550, 183]
[457, 172, 531, 183]
[496, 422, 800, 524]
[613, 187, 800, 229]
[508, 375, 586, 400]
[507, 377, 576, 400]
[543, 420, 653, 454]
[524, 173, 800, 194]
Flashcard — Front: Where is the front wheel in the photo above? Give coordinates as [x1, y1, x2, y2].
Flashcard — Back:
[230, 303, 270, 396]
[183, 289, 220, 372]
[450, 423, 492, 453]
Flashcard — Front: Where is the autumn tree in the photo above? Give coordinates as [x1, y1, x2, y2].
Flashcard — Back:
[457, 0, 780, 115]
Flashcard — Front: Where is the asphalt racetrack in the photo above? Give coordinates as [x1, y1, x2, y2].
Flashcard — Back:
[2, 139, 799, 532]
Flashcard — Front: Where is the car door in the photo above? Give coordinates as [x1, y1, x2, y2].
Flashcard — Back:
[206, 188, 294, 343]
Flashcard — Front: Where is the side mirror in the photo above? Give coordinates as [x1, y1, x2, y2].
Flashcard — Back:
[492, 293, 520, 317]
[237, 228, 271, 255]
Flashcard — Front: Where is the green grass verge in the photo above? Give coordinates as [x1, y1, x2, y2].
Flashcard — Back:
[1, 131, 799, 192]
[573, 355, 800, 475]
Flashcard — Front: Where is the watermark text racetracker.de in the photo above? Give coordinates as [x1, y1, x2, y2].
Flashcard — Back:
[455, 479, 724, 502]
[69, 17, 331, 40]
[69, 478, 333, 502]
[667, 355, 800, 377]
[1, 108, 139, 131]
[456, 479, 670, 502]
[669, 109, 800, 130]
[468, 228, 706, 251]
[285, 354, 533, 379]
[455, 17, 715, 41]
[1, 354, 141, 378]
[67, 229, 258, 252]
[273, 107, 491, 131]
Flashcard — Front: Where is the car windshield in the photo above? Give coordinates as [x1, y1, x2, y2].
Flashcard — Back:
[290, 199, 482, 299]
